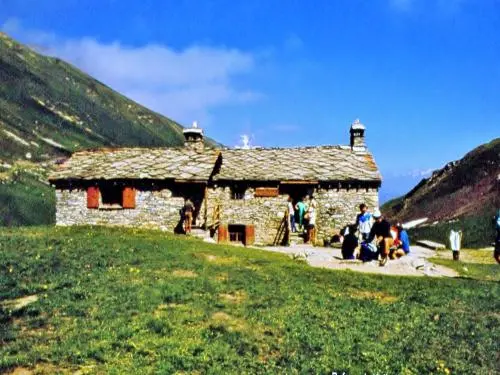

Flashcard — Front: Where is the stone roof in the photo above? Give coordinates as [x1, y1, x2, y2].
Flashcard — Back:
[49, 147, 220, 181]
[50, 145, 381, 183]
[215, 146, 381, 182]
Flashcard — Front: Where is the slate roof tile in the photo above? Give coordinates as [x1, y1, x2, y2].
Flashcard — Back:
[49, 145, 382, 182]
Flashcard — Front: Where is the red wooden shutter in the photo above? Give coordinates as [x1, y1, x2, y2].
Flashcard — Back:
[244, 225, 255, 246]
[122, 187, 136, 209]
[218, 225, 228, 243]
[87, 186, 100, 209]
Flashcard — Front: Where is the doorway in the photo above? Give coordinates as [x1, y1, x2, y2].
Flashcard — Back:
[172, 183, 206, 227]
[279, 184, 316, 207]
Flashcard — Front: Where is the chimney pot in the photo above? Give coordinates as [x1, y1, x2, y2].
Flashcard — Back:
[183, 120, 204, 151]
[350, 118, 366, 151]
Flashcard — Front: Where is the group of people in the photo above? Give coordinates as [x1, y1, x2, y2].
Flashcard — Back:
[287, 195, 317, 244]
[341, 203, 411, 266]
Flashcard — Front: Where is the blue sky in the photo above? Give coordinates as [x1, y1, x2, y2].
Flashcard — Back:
[1, 0, 499, 202]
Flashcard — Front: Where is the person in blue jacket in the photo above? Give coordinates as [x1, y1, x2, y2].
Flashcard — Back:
[392, 223, 411, 258]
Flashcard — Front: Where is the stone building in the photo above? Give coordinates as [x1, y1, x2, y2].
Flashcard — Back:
[49, 120, 382, 245]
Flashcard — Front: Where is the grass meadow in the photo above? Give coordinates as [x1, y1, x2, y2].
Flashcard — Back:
[0, 226, 499, 374]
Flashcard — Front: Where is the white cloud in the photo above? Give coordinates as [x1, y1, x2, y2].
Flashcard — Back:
[2, 19, 261, 125]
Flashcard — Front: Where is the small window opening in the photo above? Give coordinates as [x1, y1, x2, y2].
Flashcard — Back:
[231, 185, 246, 200]
[101, 185, 123, 206]
[228, 224, 245, 243]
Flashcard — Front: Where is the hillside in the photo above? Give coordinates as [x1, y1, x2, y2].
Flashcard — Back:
[382, 138, 499, 247]
[0, 32, 220, 226]
[0, 32, 217, 163]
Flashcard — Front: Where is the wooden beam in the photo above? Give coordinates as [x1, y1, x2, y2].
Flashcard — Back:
[280, 180, 319, 185]
[174, 179, 207, 184]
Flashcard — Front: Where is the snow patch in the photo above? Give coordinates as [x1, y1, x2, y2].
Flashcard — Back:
[2, 129, 30, 147]
[34, 134, 68, 150]
[402, 218, 428, 229]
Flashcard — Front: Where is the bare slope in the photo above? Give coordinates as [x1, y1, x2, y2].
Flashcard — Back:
[383, 138, 500, 223]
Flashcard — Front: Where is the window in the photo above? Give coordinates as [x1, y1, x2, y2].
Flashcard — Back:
[228, 224, 246, 243]
[86, 185, 136, 209]
[231, 185, 246, 200]
[101, 185, 123, 206]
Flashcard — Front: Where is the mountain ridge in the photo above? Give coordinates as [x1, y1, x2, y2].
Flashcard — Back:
[382, 138, 500, 223]
[0, 31, 218, 164]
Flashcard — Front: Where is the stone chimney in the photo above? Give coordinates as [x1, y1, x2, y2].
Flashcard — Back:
[183, 121, 204, 151]
[350, 118, 366, 152]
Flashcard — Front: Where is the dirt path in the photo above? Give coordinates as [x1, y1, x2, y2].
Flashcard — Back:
[260, 244, 459, 277]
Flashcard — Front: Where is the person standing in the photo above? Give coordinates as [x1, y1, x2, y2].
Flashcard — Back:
[356, 203, 373, 241]
[287, 195, 296, 233]
[306, 204, 317, 245]
[295, 197, 307, 231]
[183, 198, 195, 234]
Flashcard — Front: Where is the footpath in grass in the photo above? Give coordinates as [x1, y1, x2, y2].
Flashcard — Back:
[0, 226, 499, 374]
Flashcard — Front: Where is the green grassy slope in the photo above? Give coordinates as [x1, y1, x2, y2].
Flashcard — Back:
[0, 161, 55, 227]
[0, 32, 218, 163]
[1, 227, 499, 374]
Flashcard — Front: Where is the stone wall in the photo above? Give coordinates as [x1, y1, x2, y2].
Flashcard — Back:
[55, 188, 186, 231]
[206, 186, 288, 245]
[55, 183, 379, 246]
[314, 187, 379, 242]
[206, 184, 379, 245]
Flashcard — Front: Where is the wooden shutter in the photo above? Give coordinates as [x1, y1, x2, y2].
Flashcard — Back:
[87, 186, 100, 209]
[218, 224, 228, 243]
[244, 225, 255, 246]
[255, 187, 279, 197]
[122, 187, 136, 209]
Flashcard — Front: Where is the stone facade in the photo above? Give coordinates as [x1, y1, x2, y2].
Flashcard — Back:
[204, 184, 379, 245]
[55, 188, 186, 231]
[206, 186, 288, 245]
[314, 186, 379, 241]
[55, 183, 379, 245]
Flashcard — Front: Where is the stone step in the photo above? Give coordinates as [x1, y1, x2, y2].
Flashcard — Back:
[416, 240, 446, 250]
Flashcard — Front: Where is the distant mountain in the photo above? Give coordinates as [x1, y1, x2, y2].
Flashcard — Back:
[0, 32, 218, 163]
[383, 138, 499, 223]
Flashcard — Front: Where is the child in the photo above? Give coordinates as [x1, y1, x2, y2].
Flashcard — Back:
[356, 203, 373, 241]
